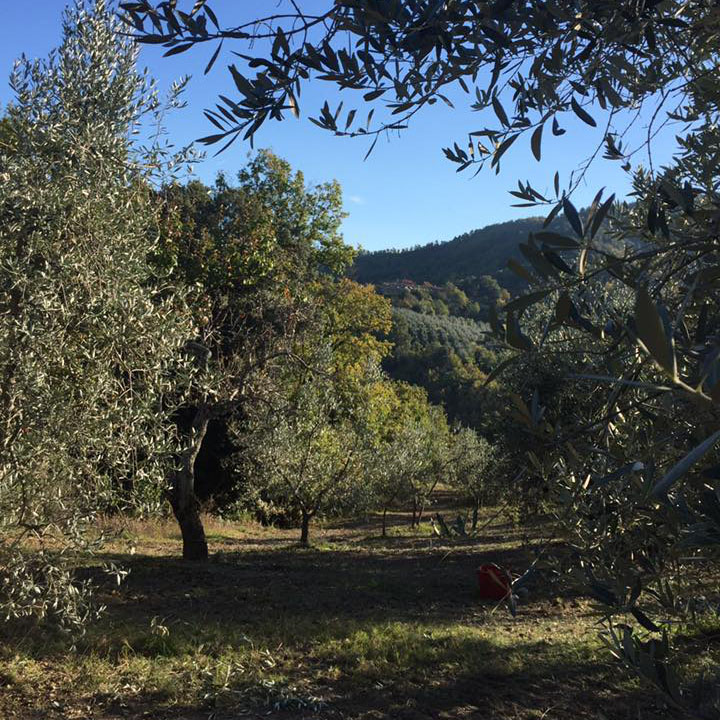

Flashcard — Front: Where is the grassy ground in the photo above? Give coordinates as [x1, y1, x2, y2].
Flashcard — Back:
[0, 500, 684, 720]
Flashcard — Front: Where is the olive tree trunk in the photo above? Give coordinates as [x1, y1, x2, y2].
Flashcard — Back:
[417, 500, 426, 527]
[415, 479, 439, 529]
[471, 498, 480, 530]
[169, 405, 210, 561]
[300, 510, 312, 547]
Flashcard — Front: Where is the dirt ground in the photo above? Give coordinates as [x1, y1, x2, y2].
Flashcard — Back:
[0, 498, 683, 720]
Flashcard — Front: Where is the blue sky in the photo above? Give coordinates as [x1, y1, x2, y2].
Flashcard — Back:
[0, 1, 679, 252]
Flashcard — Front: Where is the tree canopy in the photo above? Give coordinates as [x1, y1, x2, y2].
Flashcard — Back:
[0, 0, 195, 629]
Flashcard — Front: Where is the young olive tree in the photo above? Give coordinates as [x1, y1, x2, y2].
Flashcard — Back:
[250, 365, 374, 546]
[406, 405, 453, 528]
[371, 431, 416, 538]
[368, 419, 426, 534]
[365, 382, 437, 537]
[450, 427, 495, 530]
[0, 0, 194, 630]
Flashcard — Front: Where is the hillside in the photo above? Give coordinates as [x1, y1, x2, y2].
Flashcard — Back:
[354, 212, 604, 428]
[384, 307, 500, 428]
[391, 307, 490, 363]
[351, 215, 570, 292]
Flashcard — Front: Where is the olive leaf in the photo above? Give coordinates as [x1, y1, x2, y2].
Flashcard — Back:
[634, 287, 676, 377]
[531, 123, 543, 161]
[652, 429, 720, 498]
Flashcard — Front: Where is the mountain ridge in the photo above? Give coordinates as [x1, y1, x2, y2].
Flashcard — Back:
[350, 214, 573, 292]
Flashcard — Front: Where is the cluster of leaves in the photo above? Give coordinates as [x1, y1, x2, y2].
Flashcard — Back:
[491, 188, 720, 715]
[477, 84, 720, 714]
[115, 3, 674, 157]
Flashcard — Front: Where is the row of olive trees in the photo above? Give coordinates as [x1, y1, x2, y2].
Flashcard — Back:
[239, 353, 497, 546]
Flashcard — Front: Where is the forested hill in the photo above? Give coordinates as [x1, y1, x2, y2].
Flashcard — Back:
[350, 215, 565, 291]
[350, 213, 580, 428]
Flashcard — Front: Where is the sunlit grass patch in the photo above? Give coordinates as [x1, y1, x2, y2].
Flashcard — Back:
[315, 617, 600, 683]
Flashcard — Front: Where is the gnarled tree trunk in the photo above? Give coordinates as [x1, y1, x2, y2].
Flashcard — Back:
[169, 404, 210, 561]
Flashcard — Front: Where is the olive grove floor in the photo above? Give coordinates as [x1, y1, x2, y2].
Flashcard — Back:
[0, 499, 683, 720]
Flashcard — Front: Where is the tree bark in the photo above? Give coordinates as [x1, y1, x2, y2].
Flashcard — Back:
[382, 506, 388, 537]
[169, 405, 211, 561]
[300, 511, 311, 547]
[172, 495, 209, 561]
[417, 500, 426, 527]
[471, 499, 480, 531]
[417, 478, 439, 528]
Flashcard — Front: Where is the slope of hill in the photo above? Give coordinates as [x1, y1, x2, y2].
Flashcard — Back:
[357, 209, 627, 429]
[391, 307, 490, 364]
[383, 307, 500, 428]
[351, 215, 566, 292]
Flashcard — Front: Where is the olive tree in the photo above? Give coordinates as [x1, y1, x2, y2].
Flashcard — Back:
[406, 405, 453, 528]
[0, 0, 194, 630]
[370, 429, 418, 537]
[450, 427, 495, 529]
[366, 382, 440, 537]
[249, 364, 374, 546]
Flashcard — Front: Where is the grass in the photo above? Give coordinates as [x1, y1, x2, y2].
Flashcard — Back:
[0, 501, 687, 720]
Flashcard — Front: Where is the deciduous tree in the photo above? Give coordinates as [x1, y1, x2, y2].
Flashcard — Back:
[157, 151, 353, 559]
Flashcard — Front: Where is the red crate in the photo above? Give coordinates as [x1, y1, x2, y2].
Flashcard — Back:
[476, 563, 511, 600]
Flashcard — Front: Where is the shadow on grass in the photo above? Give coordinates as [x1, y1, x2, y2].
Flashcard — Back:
[318, 629, 681, 720]
[3, 535, 564, 657]
[0, 527, 681, 720]
[94, 541, 538, 631]
[0, 498, 688, 720]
